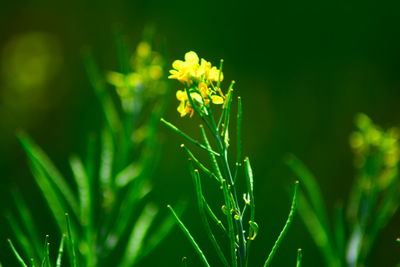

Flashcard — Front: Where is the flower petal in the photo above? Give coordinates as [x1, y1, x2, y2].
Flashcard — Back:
[211, 95, 224, 104]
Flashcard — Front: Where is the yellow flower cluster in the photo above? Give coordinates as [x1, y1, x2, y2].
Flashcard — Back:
[350, 113, 399, 188]
[107, 41, 165, 112]
[169, 51, 225, 117]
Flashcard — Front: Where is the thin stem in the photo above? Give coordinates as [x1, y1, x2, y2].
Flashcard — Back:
[7, 239, 27, 267]
[264, 181, 299, 267]
[296, 248, 303, 267]
[192, 168, 230, 267]
[167, 205, 210, 267]
[161, 119, 220, 156]
[206, 114, 247, 267]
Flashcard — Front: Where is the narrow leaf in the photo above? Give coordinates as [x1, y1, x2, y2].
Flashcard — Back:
[119, 204, 158, 267]
[18, 134, 78, 216]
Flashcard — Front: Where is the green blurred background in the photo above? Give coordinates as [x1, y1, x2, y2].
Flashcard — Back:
[1, 0, 400, 266]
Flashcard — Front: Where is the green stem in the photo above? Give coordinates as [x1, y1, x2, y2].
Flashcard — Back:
[264, 181, 299, 267]
[206, 112, 247, 267]
[167, 205, 210, 267]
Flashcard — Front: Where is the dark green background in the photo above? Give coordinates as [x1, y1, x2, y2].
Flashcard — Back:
[1, 0, 400, 266]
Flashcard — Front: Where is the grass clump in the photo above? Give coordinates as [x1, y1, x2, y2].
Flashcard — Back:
[287, 113, 400, 267]
[6, 30, 174, 267]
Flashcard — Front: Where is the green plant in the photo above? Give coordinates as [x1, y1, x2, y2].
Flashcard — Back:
[6, 30, 174, 267]
[287, 113, 400, 267]
[162, 51, 300, 266]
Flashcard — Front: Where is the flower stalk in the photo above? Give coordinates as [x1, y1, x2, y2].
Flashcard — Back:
[164, 51, 298, 266]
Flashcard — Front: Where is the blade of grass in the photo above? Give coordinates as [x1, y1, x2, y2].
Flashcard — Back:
[134, 212, 177, 263]
[70, 155, 95, 266]
[119, 204, 158, 267]
[65, 213, 77, 267]
[83, 52, 121, 134]
[296, 192, 338, 267]
[70, 156, 91, 226]
[167, 205, 210, 267]
[18, 134, 78, 216]
[84, 133, 97, 189]
[161, 119, 220, 156]
[264, 181, 298, 267]
[10, 191, 43, 260]
[29, 162, 75, 238]
[285, 155, 330, 231]
[8, 239, 27, 267]
[333, 204, 345, 261]
[100, 129, 114, 191]
[115, 162, 141, 188]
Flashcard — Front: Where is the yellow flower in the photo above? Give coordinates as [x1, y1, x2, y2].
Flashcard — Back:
[207, 66, 223, 82]
[198, 82, 224, 105]
[170, 51, 226, 117]
[176, 90, 203, 117]
[169, 51, 223, 84]
[107, 71, 140, 97]
[136, 41, 151, 58]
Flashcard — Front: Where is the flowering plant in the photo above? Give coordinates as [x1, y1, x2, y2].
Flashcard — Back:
[163, 51, 300, 267]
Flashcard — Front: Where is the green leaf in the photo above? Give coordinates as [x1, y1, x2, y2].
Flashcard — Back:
[29, 161, 73, 237]
[119, 203, 159, 267]
[285, 155, 330, 234]
[10, 191, 43, 261]
[115, 162, 142, 188]
[65, 213, 77, 267]
[83, 52, 121, 134]
[18, 134, 78, 216]
[134, 211, 177, 263]
[100, 129, 114, 190]
[70, 156, 91, 226]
